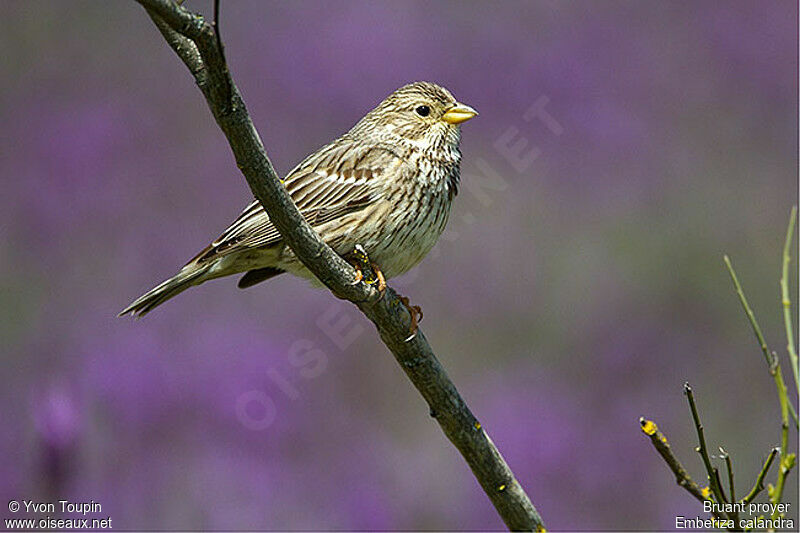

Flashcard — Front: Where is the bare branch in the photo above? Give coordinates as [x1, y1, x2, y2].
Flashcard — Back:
[723, 256, 778, 369]
[723, 255, 799, 428]
[723, 254, 797, 518]
[780, 206, 798, 398]
[638, 417, 720, 514]
[133, 0, 544, 529]
[684, 383, 729, 508]
[718, 447, 740, 524]
[643, 229, 798, 530]
[718, 448, 736, 504]
[740, 448, 778, 505]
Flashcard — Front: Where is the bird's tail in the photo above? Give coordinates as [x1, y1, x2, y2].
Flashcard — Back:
[118, 264, 211, 318]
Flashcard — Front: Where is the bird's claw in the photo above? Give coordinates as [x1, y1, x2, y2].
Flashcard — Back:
[365, 268, 386, 294]
[349, 244, 386, 295]
[350, 265, 363, 285]
[399, 295, 423, 342]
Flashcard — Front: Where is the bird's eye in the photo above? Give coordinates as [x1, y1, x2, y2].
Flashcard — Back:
[415, 105, 431, 117]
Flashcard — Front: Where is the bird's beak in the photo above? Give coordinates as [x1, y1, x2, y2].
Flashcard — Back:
[442, 103, 478, 125]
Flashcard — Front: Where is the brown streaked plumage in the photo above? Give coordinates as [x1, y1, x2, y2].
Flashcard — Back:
[120, 82, 477, 317]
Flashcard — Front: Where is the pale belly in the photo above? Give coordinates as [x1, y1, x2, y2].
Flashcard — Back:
[276, 191, 452, 282]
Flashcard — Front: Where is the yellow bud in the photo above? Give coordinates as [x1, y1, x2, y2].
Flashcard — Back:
[640, 419, 658, 436]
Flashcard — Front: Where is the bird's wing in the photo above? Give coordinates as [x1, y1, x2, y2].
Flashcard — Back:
[190, 140, 403, 264]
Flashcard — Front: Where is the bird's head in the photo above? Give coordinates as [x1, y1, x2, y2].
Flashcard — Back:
[351, 81, 478, 155]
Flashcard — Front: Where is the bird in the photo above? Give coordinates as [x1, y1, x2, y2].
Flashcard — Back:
[119, 81, 477, 324]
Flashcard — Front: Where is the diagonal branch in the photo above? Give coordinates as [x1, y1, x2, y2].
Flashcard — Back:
[723, 255, 799, 428]
[133, 0, 544, 530]
[639, 417, 719, 512]
[723, 254, 797, 518]
[740, 447, 778, 505]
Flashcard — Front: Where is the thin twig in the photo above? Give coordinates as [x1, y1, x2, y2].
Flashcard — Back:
[132, 1, 544, 530]
[713, 467, 729, 504]
[719, 447, 735, 503]
[211, 0, 232, 109]
[719, 447, 739, 523]
[724, 256, 779, 368]
[740, 448, 779, 505]
[684, 383, 728, 507]
[723, 256, 797, 519]
[723, 256, 798, 428]
[769, 404, 795, 521]
[780, 206, 798, 398]
[639, 417, 722, 514]
[213, 0, 224, 61]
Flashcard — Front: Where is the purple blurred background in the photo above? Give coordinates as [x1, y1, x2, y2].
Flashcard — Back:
[1, 1, 797, 530]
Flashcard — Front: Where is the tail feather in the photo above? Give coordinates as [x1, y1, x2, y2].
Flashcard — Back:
[119, 265, 210, 318]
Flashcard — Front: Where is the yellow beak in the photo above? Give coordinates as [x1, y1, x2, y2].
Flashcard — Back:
[442, 103, 478, 125]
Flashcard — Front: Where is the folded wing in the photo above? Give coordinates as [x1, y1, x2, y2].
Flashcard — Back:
[189, 140, 404, 265]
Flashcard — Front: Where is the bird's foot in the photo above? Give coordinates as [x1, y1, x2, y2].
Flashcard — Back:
[348, 244, 386, 295]
[398, 295, 423, 342]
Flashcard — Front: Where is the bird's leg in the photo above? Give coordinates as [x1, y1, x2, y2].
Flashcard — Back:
[348, 244, 368, 285]
[347, 245, 419, 339]
[370, 267, 387, 294]
[348, 244, 386, 294]
[350, 264, 363, 285]
[398, 295, 423, 342]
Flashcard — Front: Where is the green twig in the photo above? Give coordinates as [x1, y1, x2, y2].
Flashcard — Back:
[718, 447, 740, 524]
[780, 206, 798, 398]
[723, 253, 797, 520]
[770, 378, 795, 521]
[723, 255, 798, 429]
[643, 224, 797, 530]
[740, 448, 778, 505]
[769, 207, 800, 521]
[719, 448, 736, 503]
[724, 255, 779, 367]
